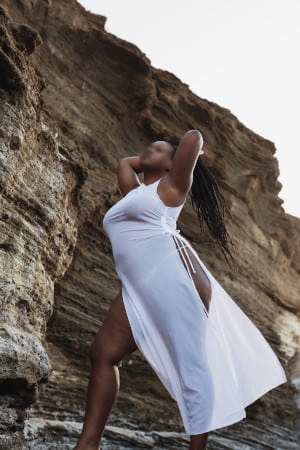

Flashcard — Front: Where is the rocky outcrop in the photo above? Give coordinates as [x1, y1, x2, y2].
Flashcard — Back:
[0, 1, 299, 449]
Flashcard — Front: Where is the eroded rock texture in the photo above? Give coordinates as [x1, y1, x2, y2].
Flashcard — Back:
[0, 1, 299, 449]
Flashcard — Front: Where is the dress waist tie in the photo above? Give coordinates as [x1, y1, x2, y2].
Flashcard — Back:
[160, 217, 210, 318]
[162, 228, 197, 281]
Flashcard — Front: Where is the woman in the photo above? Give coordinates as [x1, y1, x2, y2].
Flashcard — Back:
[73, 130, 287, 450]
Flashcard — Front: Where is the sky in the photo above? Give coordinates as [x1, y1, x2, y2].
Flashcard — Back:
[78, 0, 299, 218]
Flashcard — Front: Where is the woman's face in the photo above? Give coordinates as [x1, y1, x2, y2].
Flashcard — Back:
[140, 141, 173, 172]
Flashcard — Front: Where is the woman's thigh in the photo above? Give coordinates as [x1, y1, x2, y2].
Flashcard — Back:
[90, 290, 138, 365]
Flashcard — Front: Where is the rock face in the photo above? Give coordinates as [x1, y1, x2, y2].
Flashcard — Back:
[0, 0, 299, 448]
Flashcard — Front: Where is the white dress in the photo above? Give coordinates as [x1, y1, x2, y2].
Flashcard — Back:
[102, 177, 287, 435]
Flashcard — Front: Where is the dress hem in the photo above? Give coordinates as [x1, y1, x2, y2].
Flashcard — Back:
[185, 374, 287, 435]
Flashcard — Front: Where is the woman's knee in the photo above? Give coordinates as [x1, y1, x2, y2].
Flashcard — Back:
[89, 332, 123, 366]
[90, 332, 108, 364]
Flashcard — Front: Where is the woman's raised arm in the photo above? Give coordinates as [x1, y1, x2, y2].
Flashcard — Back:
[117, 156, 142, 197]
[170, 130, 204, 194]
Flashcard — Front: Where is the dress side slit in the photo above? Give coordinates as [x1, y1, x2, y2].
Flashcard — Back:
[172, 235, 212, 315]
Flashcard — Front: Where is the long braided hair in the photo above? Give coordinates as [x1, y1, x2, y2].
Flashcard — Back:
[166, 138, 237, 271]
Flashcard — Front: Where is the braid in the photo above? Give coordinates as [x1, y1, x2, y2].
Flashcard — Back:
[166, 139, 237, 270]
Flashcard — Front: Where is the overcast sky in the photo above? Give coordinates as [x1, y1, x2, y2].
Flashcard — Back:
[78, 0, 300, 218]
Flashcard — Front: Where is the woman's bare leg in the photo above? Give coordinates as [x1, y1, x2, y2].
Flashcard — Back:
[189, 432, 209, 449]
[72, 290, 138, 450]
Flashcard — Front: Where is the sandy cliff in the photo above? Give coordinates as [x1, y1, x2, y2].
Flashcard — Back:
[0, 1, 299, 448]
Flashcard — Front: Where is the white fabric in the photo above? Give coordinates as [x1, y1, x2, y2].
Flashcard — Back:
[103, 177, 287, 435]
